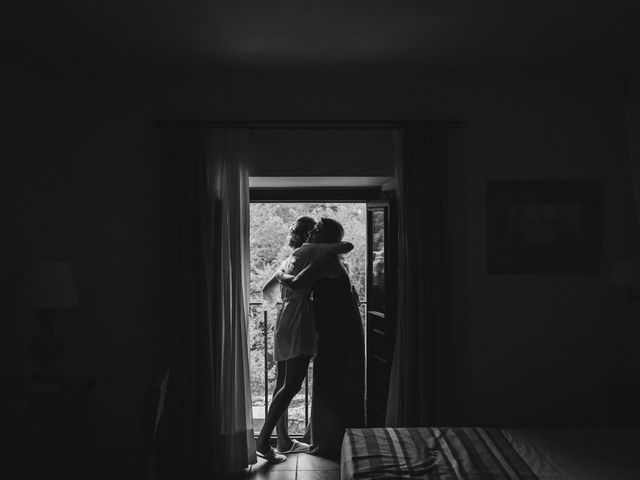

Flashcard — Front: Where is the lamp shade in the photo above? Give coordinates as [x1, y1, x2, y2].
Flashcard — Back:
[609, 259, 640, 287]
[21, 260, 78, 309]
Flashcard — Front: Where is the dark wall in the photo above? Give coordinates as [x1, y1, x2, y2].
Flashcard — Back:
[2, 64, 638, 447]
[247, 128, 394, 177]
[449, 75, 640, 426]
[1, 66, 164, 447]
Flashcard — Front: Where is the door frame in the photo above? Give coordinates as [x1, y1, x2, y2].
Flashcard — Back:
[250, 187, 385, 202]
[249, 185, 397, 429]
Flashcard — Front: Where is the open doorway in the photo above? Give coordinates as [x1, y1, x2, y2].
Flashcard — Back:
[249, 202, 367, 435]
[249, 180, 397, 436]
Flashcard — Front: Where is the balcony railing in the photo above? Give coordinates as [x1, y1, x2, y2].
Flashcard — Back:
[249, 301, 366, 436]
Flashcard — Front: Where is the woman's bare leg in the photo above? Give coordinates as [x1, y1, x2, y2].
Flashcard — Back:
[256, 355, 311, 453]
[274, 361, 292, 451]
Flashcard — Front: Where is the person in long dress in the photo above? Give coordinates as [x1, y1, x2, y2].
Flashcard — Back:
[277, 218, 365, 459]
[256, 216, 353, 463]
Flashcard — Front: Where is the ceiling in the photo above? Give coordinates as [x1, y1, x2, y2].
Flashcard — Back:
[7, 1, 640, 73]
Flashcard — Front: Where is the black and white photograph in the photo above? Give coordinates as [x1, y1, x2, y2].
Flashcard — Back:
[4, 2, 640, 479]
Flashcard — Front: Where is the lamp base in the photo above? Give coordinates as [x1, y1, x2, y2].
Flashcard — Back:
[30, 308, 64, 385]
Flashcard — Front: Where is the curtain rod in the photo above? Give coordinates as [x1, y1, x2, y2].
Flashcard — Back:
[151, 119, 464, 130]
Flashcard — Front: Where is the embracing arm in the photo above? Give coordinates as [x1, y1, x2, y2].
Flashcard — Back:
[262, 269, 282, 305]
[263, 270, 279, 294]
[323, 241, 354, 255]
[276, 254, 337, 291]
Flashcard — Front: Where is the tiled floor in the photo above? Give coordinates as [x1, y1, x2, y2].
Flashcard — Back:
[244, 452, 340, 480]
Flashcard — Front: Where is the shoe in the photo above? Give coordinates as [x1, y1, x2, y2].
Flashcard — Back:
[277, 439, 310, 454]
[256, 447, 287, 463]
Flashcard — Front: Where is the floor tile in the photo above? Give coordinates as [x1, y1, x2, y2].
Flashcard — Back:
[247, 470, 297, 480]
[220, 470, 254, 480]
[296, 453, 340, 471]
[297, 470, 341, 480]
[250, 454, 298, 472]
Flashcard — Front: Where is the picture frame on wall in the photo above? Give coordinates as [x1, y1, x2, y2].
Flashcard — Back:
[486, 181, 603, 274]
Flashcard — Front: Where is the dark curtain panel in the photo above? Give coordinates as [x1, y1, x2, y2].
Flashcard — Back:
[385, 126, 453, 427]
[626, 90, 640, 226]
[161, 126, 219, 479]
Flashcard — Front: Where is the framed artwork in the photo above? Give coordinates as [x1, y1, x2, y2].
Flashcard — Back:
[486, 181, 602, 273]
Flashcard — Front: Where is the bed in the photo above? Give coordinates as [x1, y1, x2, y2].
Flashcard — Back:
[341, 426, 640, 479]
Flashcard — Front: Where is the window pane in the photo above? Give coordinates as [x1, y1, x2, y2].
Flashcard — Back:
[370, 210, 385, 312]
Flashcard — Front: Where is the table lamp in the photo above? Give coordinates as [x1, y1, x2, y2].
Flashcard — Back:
[22, 260, 78, 383]
[609, 259, 640, 301]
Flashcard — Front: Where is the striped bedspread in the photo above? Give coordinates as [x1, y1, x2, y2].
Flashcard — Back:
[342, 427, 538, 480]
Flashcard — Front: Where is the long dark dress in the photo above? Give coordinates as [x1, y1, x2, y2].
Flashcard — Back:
[307, 264, 365, 458]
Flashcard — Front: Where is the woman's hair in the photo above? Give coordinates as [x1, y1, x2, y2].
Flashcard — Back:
[319, 217, 344, 242]
[294, 216, 316, 236]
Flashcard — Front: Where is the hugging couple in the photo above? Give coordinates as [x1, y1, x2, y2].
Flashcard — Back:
[257, 216, 365, 462]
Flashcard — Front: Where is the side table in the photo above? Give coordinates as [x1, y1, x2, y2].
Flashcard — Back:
[1, 376, 97, 479]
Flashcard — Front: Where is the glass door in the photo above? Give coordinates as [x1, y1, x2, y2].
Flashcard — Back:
[366, 199, 396, 426]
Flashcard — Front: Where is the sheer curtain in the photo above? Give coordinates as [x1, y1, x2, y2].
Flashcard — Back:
[161, 126, 256, 478]
[213, 129, 256, 469]
[386, 126, 453, 427]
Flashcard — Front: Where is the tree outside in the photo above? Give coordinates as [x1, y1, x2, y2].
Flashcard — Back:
[249, 203, 367, 435]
